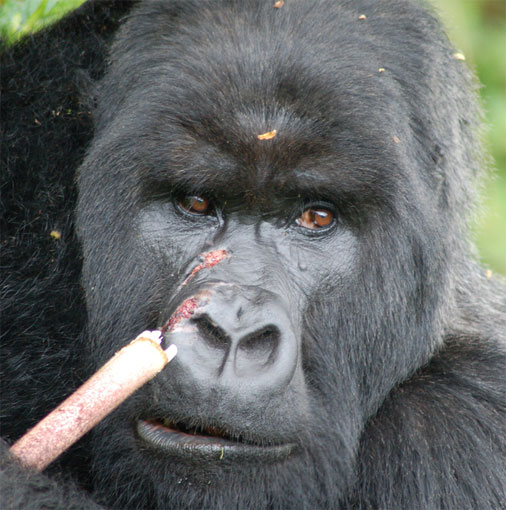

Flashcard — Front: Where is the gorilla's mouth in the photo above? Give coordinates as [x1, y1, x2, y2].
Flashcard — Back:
[136, 419, 295, 462]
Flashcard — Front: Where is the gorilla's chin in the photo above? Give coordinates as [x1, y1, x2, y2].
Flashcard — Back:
[89, 407, 354, 510]
[137, 419, 295, 462]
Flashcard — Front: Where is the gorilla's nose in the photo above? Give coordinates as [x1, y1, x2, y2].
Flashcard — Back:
[167, 283, 299, 396]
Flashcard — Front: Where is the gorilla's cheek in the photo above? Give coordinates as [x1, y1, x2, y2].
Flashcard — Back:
[272, 223, 360, 300]
[137, 203, 200, 253]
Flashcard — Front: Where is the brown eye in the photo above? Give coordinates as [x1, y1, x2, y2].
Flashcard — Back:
[296, 207, 334, 229]
[177, 195, 211, 215]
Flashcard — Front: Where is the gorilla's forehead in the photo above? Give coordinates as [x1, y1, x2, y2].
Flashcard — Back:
[130, 104, 399, 212]
[97, 0, 446, 207]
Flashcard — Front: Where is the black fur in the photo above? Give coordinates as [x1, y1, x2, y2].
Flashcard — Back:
[1, 1, 505, 509]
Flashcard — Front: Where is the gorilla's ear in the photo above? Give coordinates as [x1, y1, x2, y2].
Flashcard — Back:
[1, 0, 135, 189]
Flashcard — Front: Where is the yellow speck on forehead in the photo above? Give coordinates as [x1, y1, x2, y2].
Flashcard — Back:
[257, 129, 277, 140]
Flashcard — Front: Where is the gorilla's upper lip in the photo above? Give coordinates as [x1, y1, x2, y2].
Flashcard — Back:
[136, 419, 295, 462]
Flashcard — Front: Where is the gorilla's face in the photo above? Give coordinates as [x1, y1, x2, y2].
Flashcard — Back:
[78, 131, 363, 507]
[134, 182, 360, 467]
[75, 2, 448, 508]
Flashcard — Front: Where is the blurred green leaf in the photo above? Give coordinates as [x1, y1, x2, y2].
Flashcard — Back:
[0, 0, 85, 42]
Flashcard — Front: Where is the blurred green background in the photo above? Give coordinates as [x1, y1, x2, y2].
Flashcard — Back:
[1, 0, 504, 275]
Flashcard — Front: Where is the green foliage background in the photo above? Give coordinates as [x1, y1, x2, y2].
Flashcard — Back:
[1, 0, 504, 275]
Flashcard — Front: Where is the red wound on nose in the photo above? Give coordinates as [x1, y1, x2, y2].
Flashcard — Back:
[186, 249, 228, 282]
[163, 298, 199, 333]
[163, 250, 229, 333]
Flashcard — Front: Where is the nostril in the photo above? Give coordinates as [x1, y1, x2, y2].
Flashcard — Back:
[194, 315, 229, 349]
[238, 326, 280, 363]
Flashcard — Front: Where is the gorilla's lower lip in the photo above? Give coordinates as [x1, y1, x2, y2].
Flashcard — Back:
[136, 420, 295, 462]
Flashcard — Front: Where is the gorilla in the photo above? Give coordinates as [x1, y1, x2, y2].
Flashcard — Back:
[1, 0, 505, 509]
